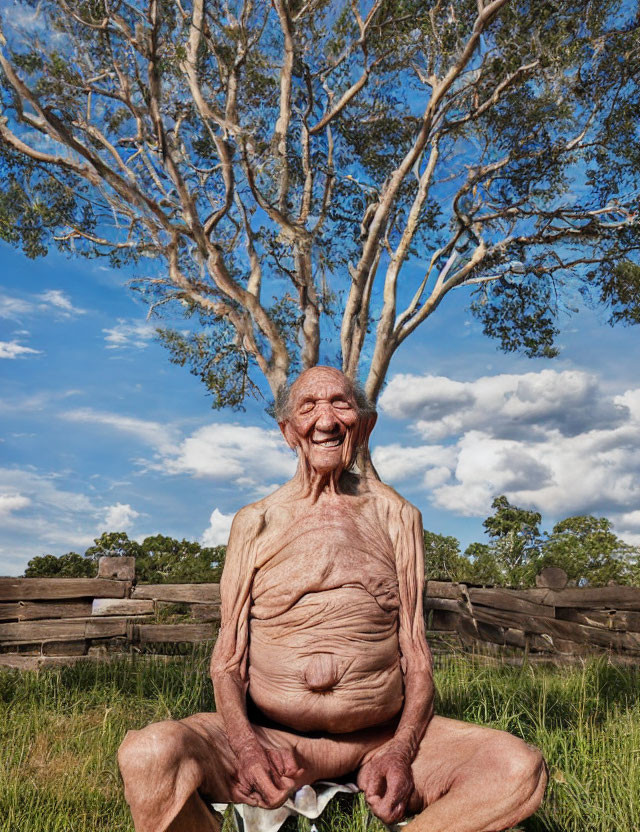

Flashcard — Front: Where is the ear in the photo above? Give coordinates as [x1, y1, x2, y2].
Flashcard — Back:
[279, 420, 298, 451]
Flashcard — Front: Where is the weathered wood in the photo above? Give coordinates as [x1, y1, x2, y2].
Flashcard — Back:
[0, 578, 129, 601]
[535, 567, 568, 590]
[425, 581, 465, 600]
[0, 654, 124, 671]
[0, 601, 93, 622]
[470, 604, 640, 651]
[98, 556, 136, 581]
[92, 598, 154, 616]
[0, 617, 132, 642]
[555, 607, 640, 632]
[530, 585, 640, 609]
[467, 588, 555, 618]
[0, 655, 41, 671]
[41, 640, 88, 656]
[0, 603, 22, 621]
[426, 609, 462, 632]
[423, 597, 466, 613]
[190, 603, 221, 622]
[551, 637, 598, 656]
[132, 584, 221, 604]
[133, 624, 216, 643]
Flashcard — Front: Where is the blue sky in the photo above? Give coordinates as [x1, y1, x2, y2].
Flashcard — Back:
[2, 241, 640, 575]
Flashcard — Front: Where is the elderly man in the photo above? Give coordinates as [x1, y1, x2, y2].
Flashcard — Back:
[118, 366, 547, 832]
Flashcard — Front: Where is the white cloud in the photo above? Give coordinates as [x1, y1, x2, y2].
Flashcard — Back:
[201, 508, 235, 546]
[0, 295, 34, 318]
[376, 369, 640, 534]
[373, 443, 456, 484]
[63, 409, 179, 455]
[60, 408, 296, 494]
[0, 468, 106, 572]
[165, 423, 297, 489]
[0, 340, 41, 359]
[103, 319, 157, 349]
[39, 289, 86, 316]
[102, 502, 140, 531]
[0, 289, 86, 320]
[379, 370, 627, 440]
[0, 493, 31, 516]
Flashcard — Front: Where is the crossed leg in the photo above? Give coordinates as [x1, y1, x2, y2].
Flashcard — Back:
[118, 713, 546, 832]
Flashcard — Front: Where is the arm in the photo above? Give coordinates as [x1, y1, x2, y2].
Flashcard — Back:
[210, 507, 300, 807]
[359, 501, 434, 823]
[389, 502, 435, 755]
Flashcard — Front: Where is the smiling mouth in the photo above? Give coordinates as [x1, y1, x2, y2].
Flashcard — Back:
[311, 435, 345, 448]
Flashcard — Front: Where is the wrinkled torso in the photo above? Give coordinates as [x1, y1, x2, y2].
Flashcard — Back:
[247, 498, 404, 733]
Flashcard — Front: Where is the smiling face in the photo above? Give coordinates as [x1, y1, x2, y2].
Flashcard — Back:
[281, 367, 362, 475]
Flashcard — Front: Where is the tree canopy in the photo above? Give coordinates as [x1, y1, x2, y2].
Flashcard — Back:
[424, 495, 640, 587]
[24, 531, 226, 582]
[1, 0, 639, 408]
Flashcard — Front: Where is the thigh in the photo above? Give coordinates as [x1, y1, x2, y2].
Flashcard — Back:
[408, 716, 532, 812]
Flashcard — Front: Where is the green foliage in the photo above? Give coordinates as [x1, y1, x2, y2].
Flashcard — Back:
[479, 496, 543, 587]
[23, 532, 226, 583]
[423, 530, 474, 582]
[1, 1, 639, 405]
[539, 515, 640, 587]
[23, 551, 95, 578]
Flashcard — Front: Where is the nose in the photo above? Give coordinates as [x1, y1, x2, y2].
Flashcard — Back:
[314, 403, 339, 432]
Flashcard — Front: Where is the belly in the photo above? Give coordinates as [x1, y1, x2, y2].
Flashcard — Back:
[248, 586, 404, 733]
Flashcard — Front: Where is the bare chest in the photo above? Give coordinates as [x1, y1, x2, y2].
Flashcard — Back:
[250, 504, 399, 618]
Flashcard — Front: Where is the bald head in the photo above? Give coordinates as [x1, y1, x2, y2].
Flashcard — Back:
[276, 366, 376, 475]
[275, 366, 374, 423]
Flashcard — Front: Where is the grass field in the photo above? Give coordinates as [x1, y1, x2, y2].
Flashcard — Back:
[1, 650, 638, 832]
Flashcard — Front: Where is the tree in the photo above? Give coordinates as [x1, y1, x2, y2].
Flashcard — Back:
[24, 551, 95, 577]
[23, 531, 226, 582]
[463, 541, 502, 585]
[1, 1, 639, 415]
[423, 530, 474, 582]
[539, 515, 640, 587]
[480, 495, 543, 586]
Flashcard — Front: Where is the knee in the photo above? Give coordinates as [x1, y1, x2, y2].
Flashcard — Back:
[490, 737, 547, 799]
[118, 721, 192, 787]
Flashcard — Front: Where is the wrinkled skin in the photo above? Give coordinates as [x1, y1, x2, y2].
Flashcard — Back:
[118, 367, 547, 832]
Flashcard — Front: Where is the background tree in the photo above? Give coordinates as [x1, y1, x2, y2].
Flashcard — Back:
[480, 495, 543, 586]
[23, 532, 226, 582]
[1, 0, 639, 418]
[539, 515, 640, 587]
[423, 529, 474, 582]
[24, 551, 95, 578]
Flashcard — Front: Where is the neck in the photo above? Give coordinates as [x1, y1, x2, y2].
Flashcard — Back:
[290, 457, 345, 502]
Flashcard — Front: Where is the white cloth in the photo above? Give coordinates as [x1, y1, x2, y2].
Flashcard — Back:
[212, 781, 359, 832]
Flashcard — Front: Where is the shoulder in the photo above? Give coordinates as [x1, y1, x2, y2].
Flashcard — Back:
[229, 483, 293, 537]
[363, 477, 422, 523]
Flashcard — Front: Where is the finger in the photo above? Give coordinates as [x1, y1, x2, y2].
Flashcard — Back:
[250, 767, 289, 807]
[371, 795, 405, 826]
[385, 769, 411, 804]
[279, 748, 304, 779]
[231, 783, 257, 805]
[358, 764, 385, 798]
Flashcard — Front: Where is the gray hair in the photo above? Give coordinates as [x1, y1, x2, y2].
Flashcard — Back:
[275, 373, 375, 423]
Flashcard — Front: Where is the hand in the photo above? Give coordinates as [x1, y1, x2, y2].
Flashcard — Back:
[358, 747, 414, 825]
[232, 741, 303, 809]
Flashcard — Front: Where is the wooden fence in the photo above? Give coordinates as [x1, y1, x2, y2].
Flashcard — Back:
[424, 567, 640, 662]
[2, 560, 640, 669]
[0, 557, 220, 670]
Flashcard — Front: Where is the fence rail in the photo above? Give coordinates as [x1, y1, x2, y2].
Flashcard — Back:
[1, 560, 639, 669]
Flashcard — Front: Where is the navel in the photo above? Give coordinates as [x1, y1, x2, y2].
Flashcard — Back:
[303, 653, 346, 692]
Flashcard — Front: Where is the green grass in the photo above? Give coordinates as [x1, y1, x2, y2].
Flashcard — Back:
[1, 651, 639, 832]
